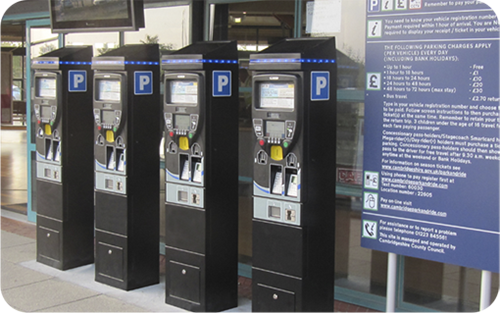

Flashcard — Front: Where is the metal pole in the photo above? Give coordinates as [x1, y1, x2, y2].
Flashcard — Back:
[480, 270, 492, 311]
[386, 253, 398, 312]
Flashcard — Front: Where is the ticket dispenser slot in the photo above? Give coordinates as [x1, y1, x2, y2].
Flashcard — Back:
[162, 41, 238, 311]
[92, 44, 160, 291]
[33, 46, 95, 271]
[250, 37, 337, 311]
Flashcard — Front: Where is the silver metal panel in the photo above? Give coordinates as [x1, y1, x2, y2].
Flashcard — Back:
[166, 182, 204, 209]
[95, 172, 127, 194]
[36, 162, 62, 183]
[253, 197, 301, 226]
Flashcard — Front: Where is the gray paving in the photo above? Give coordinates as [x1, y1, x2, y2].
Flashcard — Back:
[1, 227, 251, 312]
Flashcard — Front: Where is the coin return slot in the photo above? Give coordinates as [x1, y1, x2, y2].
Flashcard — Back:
[178, 190, 188, 202]
[105, 179, 114, 190]
[268, 205, 281, 219]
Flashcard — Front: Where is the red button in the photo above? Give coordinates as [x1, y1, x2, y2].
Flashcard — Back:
[37, 120, 41, 124]
[259, 139, 265, 146]
[169, 131, 174, 137]
[98, 126, 101, 130]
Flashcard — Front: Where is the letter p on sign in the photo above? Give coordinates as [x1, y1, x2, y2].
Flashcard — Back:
[134, 71, 153, 95]
[213, 71, 231, 97]
[68, 70, 87, 92]
[311, 71, 330, 101]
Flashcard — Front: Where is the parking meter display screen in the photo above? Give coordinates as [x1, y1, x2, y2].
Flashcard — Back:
[259, 82, 295, 109]
[266, 121, 285, 138]
[98, 80, 121, 101]
[169, 80, 197, 105]
[101, 110, 116, 125]
[40, 106, 52, 119]
[175, 114, 190, 130]
[37, 78, 56, 98]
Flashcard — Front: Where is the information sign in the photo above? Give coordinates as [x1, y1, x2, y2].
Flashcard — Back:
[362, 0, 500, 272]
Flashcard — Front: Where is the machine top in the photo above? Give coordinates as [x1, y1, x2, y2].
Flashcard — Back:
[32, 46, 93, 70]
[161, 40, 237, 70]
[249, 37, 336, 71]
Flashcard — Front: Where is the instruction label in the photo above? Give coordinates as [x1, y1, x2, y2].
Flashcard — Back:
[362, 0, 499, 272]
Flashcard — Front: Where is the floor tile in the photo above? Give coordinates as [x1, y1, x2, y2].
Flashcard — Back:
[2, 279, 99, 312]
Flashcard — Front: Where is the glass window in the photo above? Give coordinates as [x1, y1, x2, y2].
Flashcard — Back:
[124, 6, 190, 51]
[65, 32, 119, 56]
[303, 0, 366, 64]
[403, 258, 499, 311]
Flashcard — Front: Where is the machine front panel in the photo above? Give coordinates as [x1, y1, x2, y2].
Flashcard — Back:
[252, 74, 303, 205]
[93, 72, 128, 194]
[164, 73, 206, 191]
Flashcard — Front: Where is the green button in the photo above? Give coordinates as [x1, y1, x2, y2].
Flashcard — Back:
[189, 133, 193, 139]
[113, 127, 117, 132]
[50, 121, 53, 126]
[283, 141, 289, 148]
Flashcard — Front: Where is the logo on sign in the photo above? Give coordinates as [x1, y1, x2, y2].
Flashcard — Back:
[362, 220, 378, 240]
[134, 71, 153, 95]
[366, 73, 381, 90]
[364, 171, 380, 190]
[311, 71, 330, 101]
[68, 70, 87, 92]
[213, 71, 231, 97]
[363, 192, 379, 211]
[368, 0, 380, 12]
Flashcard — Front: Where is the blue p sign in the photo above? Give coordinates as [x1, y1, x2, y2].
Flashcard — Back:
[368, 0, 380, 12]
[311, 71, 330, 101]
[213, 71, 231, 97]
[68, 70, 87, 92]
[134, 71, 153, 95]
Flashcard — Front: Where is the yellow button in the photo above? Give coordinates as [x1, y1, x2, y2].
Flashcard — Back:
[179, 136, 189, 151]
[270, 145, 283, 161]
[45, 124, 52, 136]
[106, 130, 115, 143]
